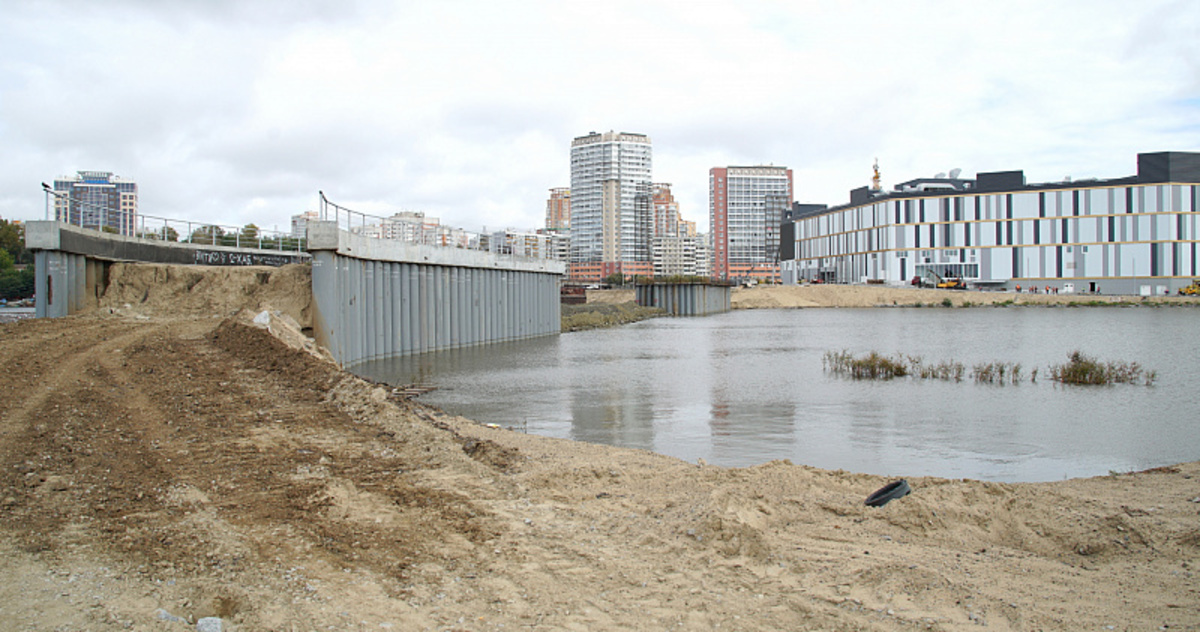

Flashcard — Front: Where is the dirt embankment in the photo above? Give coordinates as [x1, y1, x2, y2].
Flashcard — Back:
[730, 284, 1200, 309]
[561, 302, 664, 332]
[1, 264, 1198, 630]
[585, 284, 1200, 312]
[97, 262, 314, 327]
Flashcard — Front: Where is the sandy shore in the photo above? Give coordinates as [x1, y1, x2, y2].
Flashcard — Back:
[1, 265, 1196, 630]
[588, 284, 1200, 309]
[731, 283, 1200, 309]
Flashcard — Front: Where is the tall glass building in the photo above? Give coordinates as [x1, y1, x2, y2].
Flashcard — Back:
[52, 171, 138, 236]
[569, 131, 653, 282]
[781, 152, 1200, 295]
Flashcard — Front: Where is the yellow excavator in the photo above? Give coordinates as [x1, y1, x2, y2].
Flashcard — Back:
[1179, 280, 1200, 296]
[921, 268, 967, 290]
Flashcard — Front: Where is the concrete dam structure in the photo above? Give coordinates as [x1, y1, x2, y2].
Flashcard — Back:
[307, 221, 565, 368]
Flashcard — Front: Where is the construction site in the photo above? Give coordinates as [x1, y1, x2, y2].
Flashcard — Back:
[1, 263, 1198, 630]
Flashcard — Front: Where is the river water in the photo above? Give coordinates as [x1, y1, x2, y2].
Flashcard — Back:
[353, 307, 1199, 482]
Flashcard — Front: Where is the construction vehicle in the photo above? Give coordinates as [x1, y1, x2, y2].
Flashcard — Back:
[918, 268, 967, 290]
[1179, 279, 1200, 296]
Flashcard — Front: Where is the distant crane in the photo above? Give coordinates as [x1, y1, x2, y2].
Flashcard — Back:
[871, 158, 882, 191]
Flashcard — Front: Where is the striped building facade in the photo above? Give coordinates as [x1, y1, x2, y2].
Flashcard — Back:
[781, 152, 1200, 295]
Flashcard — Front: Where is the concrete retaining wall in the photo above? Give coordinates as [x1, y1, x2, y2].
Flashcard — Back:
[25, 221, 310, 318]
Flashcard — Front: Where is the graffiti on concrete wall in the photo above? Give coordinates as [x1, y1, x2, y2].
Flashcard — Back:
[192, 250, 302, 267]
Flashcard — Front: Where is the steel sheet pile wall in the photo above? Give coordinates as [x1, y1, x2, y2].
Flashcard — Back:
[32, 250, 110, 318]
[635, 283, 731, 316]
[311, 251, 561, 367]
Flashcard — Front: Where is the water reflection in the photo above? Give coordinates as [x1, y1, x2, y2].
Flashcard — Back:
[351, 307, 1199, 482]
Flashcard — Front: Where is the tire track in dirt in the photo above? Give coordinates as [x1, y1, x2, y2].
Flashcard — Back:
[0, 319, 151, 439]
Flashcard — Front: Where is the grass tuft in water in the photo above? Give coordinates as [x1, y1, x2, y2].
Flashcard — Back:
[823, 350, 909, 380]
[1049, 351, 1156, 386]
[971, 361, 1023, 385]
[826, 350, 1156, 387]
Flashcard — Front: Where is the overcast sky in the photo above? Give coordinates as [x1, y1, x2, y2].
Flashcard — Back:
[2, 0, 1197, 236]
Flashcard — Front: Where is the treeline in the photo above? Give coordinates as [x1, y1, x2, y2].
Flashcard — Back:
[139, 223, 306, 251]
[0, 219, 34, 300]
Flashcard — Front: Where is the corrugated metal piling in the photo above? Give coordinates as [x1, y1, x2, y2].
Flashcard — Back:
[635, 282, 731, 316]
[308, 221, 565, 368]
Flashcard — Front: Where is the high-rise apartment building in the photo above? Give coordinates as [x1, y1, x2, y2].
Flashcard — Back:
[545, 187, 571, 232]
[52, 171, 138, 236]
[648, 182, 709, 277]
[710, 165, 794, 281]
[652, 183, 682, 238]
[569, 131, 653, 281]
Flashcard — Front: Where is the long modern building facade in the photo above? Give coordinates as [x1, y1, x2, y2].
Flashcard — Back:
[710, 165, 793, 282]
[52, 171, 138, 236]
[781, 151, 1200, 295]
[569, 131, 653, 282]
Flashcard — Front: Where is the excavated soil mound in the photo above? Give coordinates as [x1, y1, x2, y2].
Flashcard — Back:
[97, 263, 313, 326]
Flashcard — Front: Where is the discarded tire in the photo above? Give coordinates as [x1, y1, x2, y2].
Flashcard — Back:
[864, 479, 911, 507]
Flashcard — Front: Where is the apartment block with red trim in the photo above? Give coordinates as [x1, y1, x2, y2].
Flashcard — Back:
[710, 165, 793, 282]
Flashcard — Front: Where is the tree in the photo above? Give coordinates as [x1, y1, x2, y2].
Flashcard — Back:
[238, 223, 260, 247]
[0, 249, 35, 300]
[189, 225, 225, 245]
[0, 219, 30, 265]
[604, 272, 625, 286]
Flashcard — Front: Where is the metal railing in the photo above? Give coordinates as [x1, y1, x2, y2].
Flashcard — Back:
[318, 191, 557, 259]
[42, 184, 307, 252]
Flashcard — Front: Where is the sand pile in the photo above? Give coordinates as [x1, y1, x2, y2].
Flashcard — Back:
[97, 262, 313, 327]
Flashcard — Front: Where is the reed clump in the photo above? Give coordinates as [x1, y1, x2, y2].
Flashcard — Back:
[908, 355, 966, 381]
[823, 350, 909, 380]
[971, 361, 1023, 385]
[1049, 351, 1156, 386]
[824, 350, 1155, 387]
